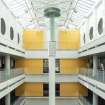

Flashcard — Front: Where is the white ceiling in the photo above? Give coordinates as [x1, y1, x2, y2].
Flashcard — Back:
[2, 0, 97, 29]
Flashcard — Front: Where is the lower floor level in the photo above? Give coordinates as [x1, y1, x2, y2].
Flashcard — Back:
[25, 98, 79, 105]
[1, 87, 105, 105]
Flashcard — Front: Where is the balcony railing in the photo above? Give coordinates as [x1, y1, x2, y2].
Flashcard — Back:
[0, 68, 24, 83]
[79, 96, 92, 105]
[79, 68, 105, 83]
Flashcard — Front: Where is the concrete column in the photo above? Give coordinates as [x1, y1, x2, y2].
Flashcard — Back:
[5, 55, 10, 74]
[93, 93, 98, 105]
[49, 57, 56, 105]
[93, 55, 98, 105]
[44, 7, 60, 105]
[5, 55, 11, 105]
[5, 94, 10, 105]
[93, 55, 98, 77]
[48, 17, 56, 105]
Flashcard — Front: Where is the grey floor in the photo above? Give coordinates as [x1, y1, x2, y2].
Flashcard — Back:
[24, 98, 79, 105]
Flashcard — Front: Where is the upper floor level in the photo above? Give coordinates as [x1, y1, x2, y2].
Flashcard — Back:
[1, 0, 105, 59]
[79, 0, 105, 57]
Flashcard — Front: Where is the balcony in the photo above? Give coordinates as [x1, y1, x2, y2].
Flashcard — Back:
[79, 96, 92, 105]
[79, 68, 105, 100]
[79, 68, 105, 83]
[0, 69, 25, 99]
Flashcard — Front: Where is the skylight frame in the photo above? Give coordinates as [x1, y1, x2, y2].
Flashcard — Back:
[2, 0, 97, 29]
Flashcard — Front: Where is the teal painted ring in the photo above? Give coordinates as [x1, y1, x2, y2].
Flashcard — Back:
[44, 7, 61, 17]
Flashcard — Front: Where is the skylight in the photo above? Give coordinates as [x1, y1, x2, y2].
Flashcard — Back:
[2, 0, 97, 29]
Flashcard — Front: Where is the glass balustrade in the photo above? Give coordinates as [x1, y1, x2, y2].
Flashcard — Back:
[79, 96, 92, 105]
[0, 68, 24, 83]
[79, 68, 105, 83]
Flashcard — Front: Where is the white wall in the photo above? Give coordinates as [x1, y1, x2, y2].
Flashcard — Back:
[0, 0, 24, 56]
[79, 0, 105, 56]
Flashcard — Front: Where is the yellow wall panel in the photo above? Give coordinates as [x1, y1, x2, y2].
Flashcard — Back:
[16, 83, 43, 97]
[23, 30, 44, 50]
[24, 59, 43, 75]
[78, 58, 88, 68]
[60, 83, 79, 97]
[15, 59, 25, 68]
[16, 59, 43, 74]
[60, 59, 79, 74]
[60, 83, 88, 97]
[15, 83, 25, 96]
[24, 83, 43, 96]
[60, 59, 88, 74]
[58, 30, 80, 50]
[79, 84, 88, 96]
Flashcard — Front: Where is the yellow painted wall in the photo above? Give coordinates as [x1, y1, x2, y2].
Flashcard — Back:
[79, 83, 88, 96]
[15, 83, 25, 96]
[16, 58, 88, 75]
[60, 59, 79, 74]
[16, 82, 87, 97]
[23, 29, 44, 50]
[60, 59, 88, 74]
[60, 83, 88, 97]
[16, 59, 43, 74]
[23, 29, 80, 50]
[58, 30, 80, 50]
[24, 59, 43, 75]
[16, 83, 43, 97]
[16, 58, 25, 68]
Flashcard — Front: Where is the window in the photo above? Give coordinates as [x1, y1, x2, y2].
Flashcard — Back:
[55, 59, 60, 73]
[43, 59, 60, 73]
[10, 27, 14, 40]
[43, 84, 49, 96]
[89, 27, 93, 40]
[43, 84, 60, 97]
[11, 89, 19, 105]
[18, 33, 20, 44]
[83, 34, 86, 44]
[56, 84, 60, 96]
[0, 97, 5, 105]
[0, 56, 5, 69]
[99, 96, 105, 105]
[1, 18, 6, 35]
[10, 58, 15, 68]
[43, 59, 49, 73]
[98, 18, 103, 35]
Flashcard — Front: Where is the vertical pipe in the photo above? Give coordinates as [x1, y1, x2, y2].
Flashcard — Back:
[50, 17, 55, 41]
[5, 55, 11, 105]
[49, 17, 56, 105]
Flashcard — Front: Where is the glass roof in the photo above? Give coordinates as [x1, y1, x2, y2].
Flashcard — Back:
[2, 0, 98, 29]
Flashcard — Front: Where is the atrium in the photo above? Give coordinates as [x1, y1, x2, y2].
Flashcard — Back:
[0, 0, 105, 105]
